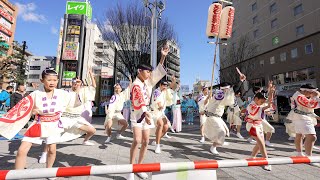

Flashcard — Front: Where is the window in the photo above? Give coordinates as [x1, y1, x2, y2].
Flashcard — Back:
[280, 52, 286, 62]
[253, 29, 259, 38]
[260, 60, 264, 67]
[34, 59, 40, 61]
[253, 16, 258, 24]
[271, 18, 278, 29]
[296, 25, 304, 36]
[291, 48, 298, 58]
[273, 74, 285, 85]
[294, 4, 303, 16]
[270, 3, 277, 14]
[297, 69, 308, 81]
[270, 56, 275, 64]
[29, 66, 41, 70]
[252, 2, 257, 11]
[28, 74, 40, 79]
[305, 43, 313, 54]
[102, 63, 108, 67]
[285, 72, 293, 83]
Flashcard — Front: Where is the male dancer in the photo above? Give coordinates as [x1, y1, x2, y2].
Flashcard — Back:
[198, 86, 209, 143]
[227, 91, 244, 139]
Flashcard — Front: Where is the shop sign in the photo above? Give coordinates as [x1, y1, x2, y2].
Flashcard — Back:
[62, 41, 79, 60]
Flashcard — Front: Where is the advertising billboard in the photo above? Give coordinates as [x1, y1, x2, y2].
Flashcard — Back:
[62, 41, 79, 60]
[66, 1, 92, 20]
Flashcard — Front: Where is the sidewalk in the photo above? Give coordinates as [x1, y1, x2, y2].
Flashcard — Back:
[0, 116, 319, 180]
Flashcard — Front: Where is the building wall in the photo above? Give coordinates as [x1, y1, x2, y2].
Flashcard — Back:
[26, 56, 53, 92]
[0, 0, 17, 56]
[220, 0, 320, 92]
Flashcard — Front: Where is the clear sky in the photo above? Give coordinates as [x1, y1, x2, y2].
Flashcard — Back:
[12, 0, 220, 90]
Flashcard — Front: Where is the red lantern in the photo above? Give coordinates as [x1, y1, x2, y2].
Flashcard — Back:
[206, 3, 222, 38]
[218, 6, 235, 39]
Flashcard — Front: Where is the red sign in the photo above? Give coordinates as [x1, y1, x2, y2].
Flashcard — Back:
[0, 24, 12, 36]
[0, 8, 14, 23]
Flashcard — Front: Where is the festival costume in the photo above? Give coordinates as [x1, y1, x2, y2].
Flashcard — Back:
[198, 94, 208, 126]
[123, 100, 131, 122]
[245, 101, 265, 138]
[104, 87, 130, 130]
[0, 89, 70, 144]
[285, 97, 296, 138]
[172, 89, 182, 132]
[149, 88, 168, 136]
[227, 98, 242, 126]
[130, 64, 166, 130]
[185, 98, 197, 125]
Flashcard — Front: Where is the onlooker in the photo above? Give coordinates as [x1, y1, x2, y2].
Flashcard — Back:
[0, 86, 14, 112]
[10, 84, 26, 109]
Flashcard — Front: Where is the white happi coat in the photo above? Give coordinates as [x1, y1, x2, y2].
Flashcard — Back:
[130, 64, 166, 128]
[104, 87, 130, 129]
[0, 89, 70, 140]
[227, 96, 242, 126]
[60, 86, 96, 142]
[151, 88, 167, 120]
[198, 94, 208, 125]
[204, 89, 234, 145]
[290, 91, 320, 126]
[245, 101, 265, 136]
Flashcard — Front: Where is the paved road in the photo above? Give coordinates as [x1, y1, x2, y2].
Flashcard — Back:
[0, 117, 319, 180]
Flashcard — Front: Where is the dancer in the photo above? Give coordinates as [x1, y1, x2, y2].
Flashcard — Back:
[285, 97, 296, 141]
[291, 84, 320, 167]
[104, 77, 132, 143]
[198, 86, 209, 143]
[150, 81, 171, 154]
[127, 46, 169, 180]
[245, 90, 274, 171]
[204, 69, 246, 155]
[227, 90, 244, 139]
[0, 68, 69, 170]
[172, 82, 183, 133]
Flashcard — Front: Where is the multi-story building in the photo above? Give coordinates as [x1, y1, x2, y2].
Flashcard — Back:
[220, 0, 320, 97]
[26, 56, 55, 92]
[157, 39, 180, 83]
[0, 0, 17, 56]
[83, 23, 114, 109]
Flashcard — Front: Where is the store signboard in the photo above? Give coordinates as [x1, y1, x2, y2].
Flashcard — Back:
[0, 24, 12, 36]
[66, 1, 92, 20]
[0, 8, 14, 23]
[63, 71, 76, 79]
[62, 41, 79, 60]
[0, 17, 11, 29]
[0, 31, 10, 42]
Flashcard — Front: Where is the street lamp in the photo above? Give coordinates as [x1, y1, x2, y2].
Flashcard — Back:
[143, 0, 166, 69]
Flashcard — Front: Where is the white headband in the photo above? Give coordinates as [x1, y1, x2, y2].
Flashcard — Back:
[220, 85, 230, 90]
[300, 88, 318, 92]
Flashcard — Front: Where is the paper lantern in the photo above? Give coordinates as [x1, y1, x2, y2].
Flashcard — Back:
[206, 3, 222, 38]
[218, 6, 235, 39]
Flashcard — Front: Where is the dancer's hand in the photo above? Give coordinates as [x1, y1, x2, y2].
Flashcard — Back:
[145, 112, 152, 125]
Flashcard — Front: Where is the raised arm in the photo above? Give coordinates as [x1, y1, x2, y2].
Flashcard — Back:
[88, 68, 96, 88]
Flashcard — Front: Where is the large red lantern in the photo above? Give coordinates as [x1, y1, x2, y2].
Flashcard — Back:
[206, 3, 222, 38]
[218, 6, 235, 39]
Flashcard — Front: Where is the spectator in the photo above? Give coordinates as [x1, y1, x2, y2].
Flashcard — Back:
[0, 86, 14, 112]
[10, 84, 26, 109]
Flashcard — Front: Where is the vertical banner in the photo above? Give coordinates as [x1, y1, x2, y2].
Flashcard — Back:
[56, 18, 64, 72]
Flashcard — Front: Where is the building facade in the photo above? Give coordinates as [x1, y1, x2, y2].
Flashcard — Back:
[0, 0, 17, 56]
[220, 0, 320, 97]
[26, 56, 55, 92]
[157, 39, 180, 83]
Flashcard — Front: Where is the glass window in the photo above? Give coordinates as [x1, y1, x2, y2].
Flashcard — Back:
[252, 2, 257, 11]
[297, 69, 308, 81]
[28, 74, 40, 79]
[308, 67, 315, 79]
[253, 29, 259, 38]
[294, 4, 303, 16]
[29, 66, 41, 70]
[102, 63, 108, 67]
[253, 16, 258, 24]
[292, 71, 298, 82]
[270, 56, 275, 64]
[305, 43, 313, 54]
[291, 48, 298, 58]
[296, 25, 304, 36]
[285, 72, 292, 83]
[273, 74, 284, 85]
[271, 18, 278, 29]
[260, 60, 264, 67]
[270, 3, 277, 14]
[280, 52, 286, 62]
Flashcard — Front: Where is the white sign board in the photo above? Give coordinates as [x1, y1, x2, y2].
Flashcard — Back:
[180, 85, 189, 93]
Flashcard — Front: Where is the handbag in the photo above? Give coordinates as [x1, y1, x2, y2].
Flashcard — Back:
[24, 116, 41, 137]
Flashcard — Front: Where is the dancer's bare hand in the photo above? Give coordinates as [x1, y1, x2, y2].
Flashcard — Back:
[145, 112, 152, 125]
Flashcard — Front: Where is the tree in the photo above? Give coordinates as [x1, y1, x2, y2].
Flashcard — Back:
[0, 41, 27, 86]
[98, 1, 177, 78]
[220, 34, 258, 85]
